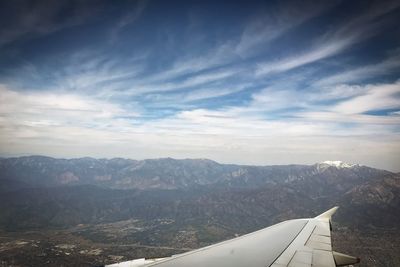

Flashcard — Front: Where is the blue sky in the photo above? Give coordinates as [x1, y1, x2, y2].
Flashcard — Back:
[0, 0, 400, 171]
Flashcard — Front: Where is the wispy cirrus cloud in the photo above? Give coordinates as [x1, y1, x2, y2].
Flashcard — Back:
[256, 41, 350, 76]
[0, 84, 137, 131]
[331, 81, 400, 114]
[109, 0, 148, 43]
[130, 68, 240, 95]
[256, 0, 400, 76]
[235, 0, 340, 57]
[142, 83, 251, 105]
[314, 52, 400, 86]
[0, 0, 99, 47]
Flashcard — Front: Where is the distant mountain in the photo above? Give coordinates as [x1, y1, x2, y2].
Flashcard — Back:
[0, 156, 391, 190]
[319, 160, 358, 168]
[0, 156, 399, 230]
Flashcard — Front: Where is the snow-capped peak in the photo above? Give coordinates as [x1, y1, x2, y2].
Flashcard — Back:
[320, 161, 356, 168]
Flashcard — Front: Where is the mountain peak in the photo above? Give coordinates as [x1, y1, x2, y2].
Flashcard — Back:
[320, 161, 357, 168]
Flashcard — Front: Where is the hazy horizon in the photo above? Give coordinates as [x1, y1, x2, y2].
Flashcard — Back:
[1, 1, 399, 172]
[1, 153, 398, 173]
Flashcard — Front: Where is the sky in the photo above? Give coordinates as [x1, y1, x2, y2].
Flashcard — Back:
[0, 0, 399, 171]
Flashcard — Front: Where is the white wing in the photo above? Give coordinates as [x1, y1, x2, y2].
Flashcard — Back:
[106, 207, 359, 267]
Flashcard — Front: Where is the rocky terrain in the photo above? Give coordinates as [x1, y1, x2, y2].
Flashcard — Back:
[0, 156, 399, 266]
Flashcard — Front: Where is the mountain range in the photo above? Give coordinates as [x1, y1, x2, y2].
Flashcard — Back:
[0, 156, 399, 266]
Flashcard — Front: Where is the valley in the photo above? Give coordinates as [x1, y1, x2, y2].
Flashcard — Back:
[0, 156, 399, 266]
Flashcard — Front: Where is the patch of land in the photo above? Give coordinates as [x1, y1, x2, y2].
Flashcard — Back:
[1, 221, 399, 267]
[0, 224, 187, 267]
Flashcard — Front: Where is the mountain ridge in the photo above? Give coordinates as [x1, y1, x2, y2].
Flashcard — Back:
[0, 156, 392, 190]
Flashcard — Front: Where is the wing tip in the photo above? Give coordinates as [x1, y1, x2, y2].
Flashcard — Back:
[315, 206, 339, 219]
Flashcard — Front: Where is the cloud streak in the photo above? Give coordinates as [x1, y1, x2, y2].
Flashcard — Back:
[256, 0, 400, 76]
[0, 0, 99, 46]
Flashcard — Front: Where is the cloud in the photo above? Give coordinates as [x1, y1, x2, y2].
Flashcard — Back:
[145, 42, 240, 84]
[110, 67, 241, 98]
[109, 0, 148, 42]
[290, 81, 400, 127]
[255, 1, 400, 76]
[142, 83, 250, 105]
[256, 40, 350, 76]
[0, 0, 99, 46]
[297, 111, 400, 125]
[325, 0, 400, 42]
[310, 84, 365, 101]
[251, 87, 306, 111]
[57, 52, 144, 93]
[235, 0, 339, 57]
[121, 107, 400, 171]
[1, 80, 400, 171]
[0, 85, 137, 132]
[331, 81, 400, 114]
[314, 52, 400, 86]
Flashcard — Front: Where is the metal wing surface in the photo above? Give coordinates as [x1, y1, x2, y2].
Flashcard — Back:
[106, 207, 360, 267]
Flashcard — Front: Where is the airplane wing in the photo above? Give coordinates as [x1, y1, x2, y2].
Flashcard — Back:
[106, 207, 360, 267]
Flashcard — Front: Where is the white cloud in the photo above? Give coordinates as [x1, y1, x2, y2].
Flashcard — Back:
[235, 1, 338, 57]
[251, 88, 306, 111]
[314, 53, 400, 86]
[140, 41, 239, 86]
[113, 68, 240, 98]
[255, 1, 400, 77]
[297, 111, 400, 125]
[310, 84, 365, 101]
[109, 0, 148, 42]
[256, 40, 351, 76]
[54, 51, 145, 94]
[331, 81, 400, 114]
[0, 85, 137, 131]
[1, 83, 400, 172]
